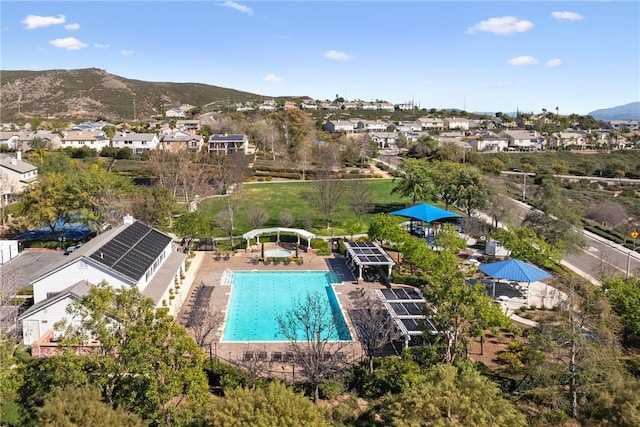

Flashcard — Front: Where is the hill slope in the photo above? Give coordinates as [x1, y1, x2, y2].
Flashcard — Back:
[0, 68, 266, 122]
[589, 102, 640, 121]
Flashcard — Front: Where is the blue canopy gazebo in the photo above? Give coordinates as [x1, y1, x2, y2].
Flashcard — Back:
[478, 258, 552, 303]
[390, 203, 462, 242]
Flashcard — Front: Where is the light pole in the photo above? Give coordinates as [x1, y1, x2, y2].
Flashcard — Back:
[522, 172, 527, 202]
[626, 244, 640, 279]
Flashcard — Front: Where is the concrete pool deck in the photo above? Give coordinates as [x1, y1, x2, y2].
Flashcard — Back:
[179, 245, 372, 379]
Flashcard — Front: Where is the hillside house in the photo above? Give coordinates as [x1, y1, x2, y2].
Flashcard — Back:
[0, 152, 38, 202]
[208, 134, 249, 155]
[19, 215, 187, 348]
[445, 118, 470, 130]
[417, 117, 445, 130]
[61, 131, 110, 152]
[165, 108, 186, 118]
[323, 120, 356, 134]
[111, 132, 160, 154]
[355, 120, 389, 133]
[161, 131, 204, 153]
[505, 130, 545, 150]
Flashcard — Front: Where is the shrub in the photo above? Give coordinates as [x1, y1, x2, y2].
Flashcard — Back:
[311, 239, 330, 256]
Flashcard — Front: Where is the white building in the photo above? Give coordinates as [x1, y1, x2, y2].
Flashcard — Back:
[111, 132, 160, 154]
[0, 152, 38, 201]
[19, 215, 187, 345]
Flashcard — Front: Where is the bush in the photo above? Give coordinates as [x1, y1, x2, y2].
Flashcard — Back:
[311, 239, 330, 256]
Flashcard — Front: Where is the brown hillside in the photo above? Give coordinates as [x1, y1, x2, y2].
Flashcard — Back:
[0, 68, 271, 122]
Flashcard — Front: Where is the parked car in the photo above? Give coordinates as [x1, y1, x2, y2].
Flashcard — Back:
[63, 244, 82, 255]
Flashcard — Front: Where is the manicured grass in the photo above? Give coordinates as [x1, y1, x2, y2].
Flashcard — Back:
[198, 178, 412, 237]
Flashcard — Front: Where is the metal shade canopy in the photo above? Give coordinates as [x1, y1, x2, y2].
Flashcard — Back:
[479, 258, 551, 283]
[390, 203, 462, 223]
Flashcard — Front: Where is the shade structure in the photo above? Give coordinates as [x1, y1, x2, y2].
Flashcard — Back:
[479, 259, 551, 283]
[478, 258, 552, 303]
[390, 203, 462, 223]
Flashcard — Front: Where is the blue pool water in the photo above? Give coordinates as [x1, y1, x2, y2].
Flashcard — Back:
[222, 271, 352, 342]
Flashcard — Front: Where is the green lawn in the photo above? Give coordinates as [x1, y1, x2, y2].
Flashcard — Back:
[198, 178, 413, 237]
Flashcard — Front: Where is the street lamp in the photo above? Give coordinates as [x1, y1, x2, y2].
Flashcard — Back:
[522, 172, 527, 202]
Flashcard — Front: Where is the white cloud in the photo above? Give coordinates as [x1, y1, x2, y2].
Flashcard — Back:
[93, 43, 110, 49]
[220, 1, 254, 15]
[507, 56, 538, 66]
[546, 58, 563, 67]
[64, 23, 80, 31]
[551, 11, 584, 22]
[120, 50, 134, 56]
[262, 74, 284, 83]
[49, 37, 87, 50]
[324, 49, 355, 61]
[21, 14, 66, 29]
[466, 16, 534, 35]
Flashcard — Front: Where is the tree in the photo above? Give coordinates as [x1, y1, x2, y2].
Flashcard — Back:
[585, 201, 628, 230]
[58, 283, 209, 426]
[424, 265, 509, 364]
[206, 382, 329, 427]
[243, 206, 269, 230]
[377, 364, 527, 427]
[453, 166, 489, 216]
[174, 211, 209, 248]
[529, 276, 622, 421]
[345, 179, 373, 219]
[603, 276, 640, 345]
[277, 291, 348, 403]
[18, 173, 80, 234]
[391, 158, 435, 203]
[367, 213, 406, 247]
[349, 290, 396, 373]
[308, 173, 345, 229]
[36, 386, 146, 427]
[278, 211, 295, 228]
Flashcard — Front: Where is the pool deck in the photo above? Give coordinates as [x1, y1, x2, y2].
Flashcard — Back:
[179, 244, 381, 380]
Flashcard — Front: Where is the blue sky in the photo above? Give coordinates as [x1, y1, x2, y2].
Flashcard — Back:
[2, 1, 639, 115]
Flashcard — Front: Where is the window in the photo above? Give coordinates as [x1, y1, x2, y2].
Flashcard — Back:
[46, 292, 60, 299]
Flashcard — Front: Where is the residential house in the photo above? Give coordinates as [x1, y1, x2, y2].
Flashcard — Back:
[610, 120, 639, 131]
[300, 100, 318, 110]
[355, 120, 389, 133]
[176, 120, 200, 131]
[504, 129, 545, 150]
[208, 134, 249, 155]
[111, 132, 160, 154]
[259, 100, 276, 111]
[394, 121, 422, 133]
[235, 102, 255, 112]
[370, 132, 399, 149]
[417, 117, 445, 131]
[0, 151, 38, 202]
[444, 117, 470, 130]
[551, 131, 587, 150]
[284, 101, 298, 110]
[161, 131, 204, 153]
[61, 131, 110, 152]
[322, 120, 356, 134]
[19, 215, 188, 348]
[165, 108, 186, 118]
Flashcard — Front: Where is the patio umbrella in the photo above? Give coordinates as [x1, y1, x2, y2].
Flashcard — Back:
[478, 258, 552, 303]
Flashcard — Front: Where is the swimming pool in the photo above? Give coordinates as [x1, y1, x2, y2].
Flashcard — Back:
[222, 271, 352, 342]
[264, 249, 294, 258]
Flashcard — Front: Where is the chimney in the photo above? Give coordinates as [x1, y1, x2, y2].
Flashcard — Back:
[16, 151, 21, 161]
[123, 214, 134, 225]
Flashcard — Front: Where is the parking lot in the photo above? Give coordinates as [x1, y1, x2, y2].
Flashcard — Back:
[0, 249, 64, 286]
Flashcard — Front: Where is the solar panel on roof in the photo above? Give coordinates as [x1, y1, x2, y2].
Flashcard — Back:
[406, 302, 426, 315]
[401, 318, 421, 332]
[90, 221, 171, 281]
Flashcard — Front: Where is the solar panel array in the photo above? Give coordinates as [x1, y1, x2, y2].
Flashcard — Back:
[89, 221, 172, 281]
[344, 241, 394, 265]
[376, 287, 438, 336]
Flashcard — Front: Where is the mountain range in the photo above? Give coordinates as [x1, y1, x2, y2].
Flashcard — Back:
[588, 102, 640, 121]
[1, 68, 638, 122]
